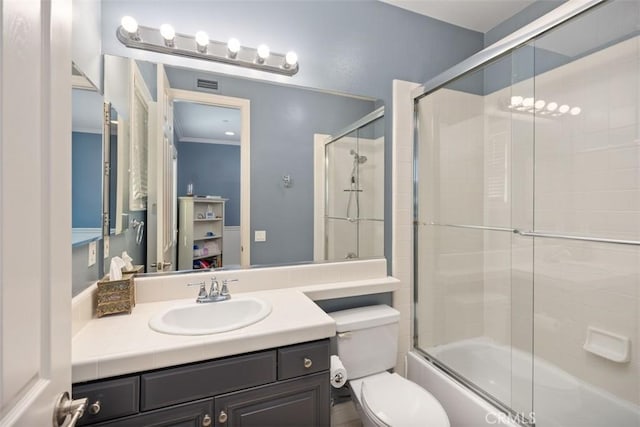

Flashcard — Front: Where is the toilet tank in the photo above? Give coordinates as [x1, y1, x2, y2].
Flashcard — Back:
[329, 305, 400, 380]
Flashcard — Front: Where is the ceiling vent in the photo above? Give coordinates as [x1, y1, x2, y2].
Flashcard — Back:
[196, 78, 219, 91]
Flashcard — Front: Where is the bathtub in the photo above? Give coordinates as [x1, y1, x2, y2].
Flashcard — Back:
[409, 338, 640, 427]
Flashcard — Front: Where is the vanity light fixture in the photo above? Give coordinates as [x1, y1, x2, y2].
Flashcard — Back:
[256, 44, 270, 63]
[116, 18, 299, 76]
[121, 16, 140, 40]
[227, 38, 241, 58]
[160, 24, 176, 47]
[195, 31, 209, 53]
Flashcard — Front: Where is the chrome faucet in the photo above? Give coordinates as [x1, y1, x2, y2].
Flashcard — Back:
[187, 277, 238, 303]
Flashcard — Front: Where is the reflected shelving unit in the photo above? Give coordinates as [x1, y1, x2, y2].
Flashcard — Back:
[178, 196, 226, 270]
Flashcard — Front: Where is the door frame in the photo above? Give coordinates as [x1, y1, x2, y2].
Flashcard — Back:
[169, 89, 251, 267]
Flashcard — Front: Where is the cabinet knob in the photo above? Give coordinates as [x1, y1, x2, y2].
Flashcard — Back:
[304, 357, 313, 369]
[202, 414, 212, 427]
[218, 410, 228, 424]
[88, 400, 101, 415]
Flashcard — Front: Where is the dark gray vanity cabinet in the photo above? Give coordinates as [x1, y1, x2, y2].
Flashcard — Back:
[73, 339, 330, 427]
[214, 372, 329, 427]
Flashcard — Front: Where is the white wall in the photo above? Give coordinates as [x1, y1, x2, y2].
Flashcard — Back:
[73, 0, 102, 90]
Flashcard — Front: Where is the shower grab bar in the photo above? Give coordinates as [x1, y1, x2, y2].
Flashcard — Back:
[423, 222, 640, 246]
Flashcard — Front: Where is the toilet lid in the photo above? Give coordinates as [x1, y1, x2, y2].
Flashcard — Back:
[360, 374, 450, 427]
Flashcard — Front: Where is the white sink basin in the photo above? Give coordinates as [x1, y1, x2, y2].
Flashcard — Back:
[149, 297, 272, 335]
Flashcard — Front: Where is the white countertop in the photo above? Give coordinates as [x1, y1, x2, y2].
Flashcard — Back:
[73, 289, 336, 383]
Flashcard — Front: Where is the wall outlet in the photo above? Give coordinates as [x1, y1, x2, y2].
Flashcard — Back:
[103, 236, 110, 259]
[254, 230, 266, 242]
[88, 241, 97, 267]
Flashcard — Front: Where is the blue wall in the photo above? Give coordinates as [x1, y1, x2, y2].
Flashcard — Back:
[102, 0, 485, 268]
[177, 142, 241, 226]
[72, 131, 102, 228]
[167, 68, 376, 264]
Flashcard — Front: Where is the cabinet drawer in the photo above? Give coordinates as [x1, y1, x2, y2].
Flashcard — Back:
[141, 350, 277, 411]
[72, 376, 139, 426]
[92, 398, 213, 427]
[278, 340, 329, 380]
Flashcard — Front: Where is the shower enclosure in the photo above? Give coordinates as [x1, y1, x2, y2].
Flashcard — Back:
[414, 1, 639, 426]
[324, 107, 384, 260]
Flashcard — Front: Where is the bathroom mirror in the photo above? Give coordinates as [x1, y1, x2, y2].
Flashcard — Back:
[72, 74, 103, 246]
[91, 54, 384, 280]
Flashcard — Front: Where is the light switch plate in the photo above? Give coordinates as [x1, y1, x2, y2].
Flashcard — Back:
[104, 236, 110, 259]
[88, 241, 97, 267]
[255, 230, 266, 242]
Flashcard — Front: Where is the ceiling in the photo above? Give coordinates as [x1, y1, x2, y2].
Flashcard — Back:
[173, 102, 241, 145]
[380, 0, 539, 33]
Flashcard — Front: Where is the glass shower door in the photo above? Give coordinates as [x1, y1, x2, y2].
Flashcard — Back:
[324, 114, 384, 260]
[414, 48, 535, 420]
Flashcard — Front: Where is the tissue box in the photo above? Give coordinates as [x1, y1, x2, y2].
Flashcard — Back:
[96, 273, 135, 318]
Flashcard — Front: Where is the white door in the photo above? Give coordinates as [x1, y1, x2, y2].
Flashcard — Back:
[151, 64, 177, 272]
[0, 0, 74, 426]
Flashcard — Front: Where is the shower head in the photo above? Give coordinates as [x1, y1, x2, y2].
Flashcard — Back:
[350, 149, 368, 164]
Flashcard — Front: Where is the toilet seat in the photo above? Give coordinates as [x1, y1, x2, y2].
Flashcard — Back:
[351, 372, 450, 427]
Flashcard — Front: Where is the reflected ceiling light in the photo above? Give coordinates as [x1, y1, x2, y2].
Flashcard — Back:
[570, 106, 581, 116]
[159, 24, 175, 47]
[534, 100, 546, 110]
[121, 16, 139, 39]
[195, 31, 209, 53]
[225, 131, 235, 136]
[227, 38, 241, 58]
[522, 97, 534, 108]
[558, 104, 570, 114]
[546, 102, 558, 112]
[284, 51, 298, 69]
[256, 44, 270, 63]
[116, 18, 299, 76]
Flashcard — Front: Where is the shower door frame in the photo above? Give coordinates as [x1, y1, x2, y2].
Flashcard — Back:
[317, 106, 384, 261]
[411, 0, 607, 424]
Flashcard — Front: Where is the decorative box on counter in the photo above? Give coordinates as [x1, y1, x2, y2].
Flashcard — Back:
[122, 264, 144, 275]
[96, 273, 135, 318]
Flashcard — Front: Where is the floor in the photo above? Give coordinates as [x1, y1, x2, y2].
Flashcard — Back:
[331, 401, 362, 427]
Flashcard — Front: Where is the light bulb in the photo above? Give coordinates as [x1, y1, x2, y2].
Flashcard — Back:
[257, 44, 270, 62]
[534, 100, 546, 110]
[510, 96, 523, 107]
[285, 51, 298, 68]
[195, 31, 209, 52]
[121, 16, 138, 34]
[160, 24, 175, 41]
[522, 97, 534, 108]
[570, 106, 581, 116]
[227, 38, 241, 57]
[546, 102, 558, 112]
[558, 104, 570, 114]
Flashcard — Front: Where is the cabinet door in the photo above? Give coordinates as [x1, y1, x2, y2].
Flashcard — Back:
[214, 372, 329, 427]
[92, 398, 213, 427]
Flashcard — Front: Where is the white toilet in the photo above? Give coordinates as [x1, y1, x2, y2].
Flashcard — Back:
[329, 305, 450, 427]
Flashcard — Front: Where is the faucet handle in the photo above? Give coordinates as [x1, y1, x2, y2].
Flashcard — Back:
[187, 282, 207, 300]
[208, 276, 220, 296]
[220, 279, 238, 297]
